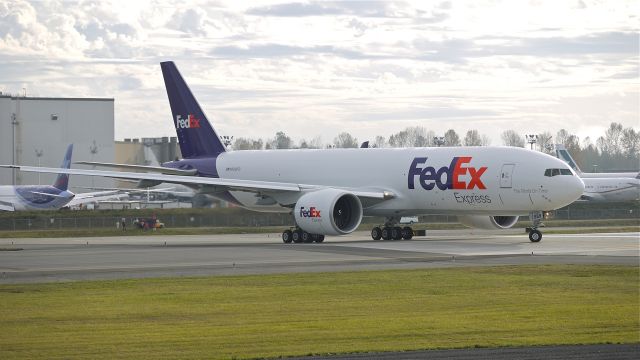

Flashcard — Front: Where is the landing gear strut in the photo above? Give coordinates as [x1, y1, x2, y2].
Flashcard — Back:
[371, 217, 415, 241]
[526, 211, 543, 242]
[282, 228, 325, 244]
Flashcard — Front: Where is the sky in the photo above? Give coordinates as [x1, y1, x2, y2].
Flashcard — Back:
[0, 0, 638, 146]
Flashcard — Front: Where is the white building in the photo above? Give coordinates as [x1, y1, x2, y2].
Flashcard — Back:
[0, 94, 115, 189]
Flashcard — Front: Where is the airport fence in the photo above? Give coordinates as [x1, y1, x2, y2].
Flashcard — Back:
[0, 206, 637, 231]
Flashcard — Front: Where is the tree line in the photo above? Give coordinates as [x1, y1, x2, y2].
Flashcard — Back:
[231, 122, 639, 171]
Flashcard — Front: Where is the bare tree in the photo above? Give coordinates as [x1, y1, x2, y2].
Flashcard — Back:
[536, 131, 554, 154]
[481, 134, 491, 146]
[501, 130, 525, 147]
[373, 135, 386, 148]
[621, 127, 640, 157]
[233, 137, 263, 150]
[333, 132, 358, 148]
[602, 122, 624, 155]
[463, 129, 483, 146]
[270, 131, 292, 149]
[444, 129, 461, 146]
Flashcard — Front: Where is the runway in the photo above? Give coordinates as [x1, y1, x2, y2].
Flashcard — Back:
[1, 229, 637, 283]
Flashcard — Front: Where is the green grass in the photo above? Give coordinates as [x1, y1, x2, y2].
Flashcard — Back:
[0, 265, 638, 359]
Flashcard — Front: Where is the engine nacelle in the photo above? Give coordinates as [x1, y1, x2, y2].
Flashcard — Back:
[294, 189, 363, 236]
[458, 215, 519, 230]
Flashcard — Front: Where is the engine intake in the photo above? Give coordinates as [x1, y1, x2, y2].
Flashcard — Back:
[294, 189, 363, 236]
[458, 215, 519, 230]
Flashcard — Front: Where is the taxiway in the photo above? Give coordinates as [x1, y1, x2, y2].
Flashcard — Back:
[0, 229, 637, 283]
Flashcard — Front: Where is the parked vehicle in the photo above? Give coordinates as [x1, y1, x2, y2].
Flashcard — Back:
[133, 217, 165, 230]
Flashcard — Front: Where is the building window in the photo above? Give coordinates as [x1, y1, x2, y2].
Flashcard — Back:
[51, 114, 58, 121]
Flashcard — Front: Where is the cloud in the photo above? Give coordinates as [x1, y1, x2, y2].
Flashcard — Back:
[412, 32, 639, 63]
[248, 1, 450, 21]
[211, 43, 370, 59]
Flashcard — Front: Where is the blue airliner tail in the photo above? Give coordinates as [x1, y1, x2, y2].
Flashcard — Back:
[53, 144, 73, 191]
[160, 61, 226, 158]
[555, 144, 581, 173]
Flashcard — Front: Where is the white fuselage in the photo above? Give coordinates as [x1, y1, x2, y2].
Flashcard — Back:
[581, 177, 640, 202]
[213, 146, 584, 216]
[0, 185, 75, 211]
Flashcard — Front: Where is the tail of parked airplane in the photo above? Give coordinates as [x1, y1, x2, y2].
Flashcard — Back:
[555, 144, 581, 173]
[52, 144, 73, 191]
[160, 61, 226, 158]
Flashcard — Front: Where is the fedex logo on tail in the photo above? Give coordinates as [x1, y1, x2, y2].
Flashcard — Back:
[176, 114, 201, 129]
[408, 157, 487, 190]
[300, 207, 321, 218]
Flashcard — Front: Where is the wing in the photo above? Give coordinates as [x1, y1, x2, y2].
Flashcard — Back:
[1, 165, 395, 200]
[67, 190, 129, 207]
[27, 191, 67, 198]
[74, 161, 197, 176]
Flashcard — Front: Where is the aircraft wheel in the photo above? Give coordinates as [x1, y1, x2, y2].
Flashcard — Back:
[292, 230, 303, 243]
[302, 231, 313, 243]
[381, 227, 391, 240]
[282, 230, 293, 243]
[402, 227, 413, 240]
[315, 234, 325, 243]
[391, 227, 402, 240]
[529, 229, 542, 242]
[371, 227, 382, 240]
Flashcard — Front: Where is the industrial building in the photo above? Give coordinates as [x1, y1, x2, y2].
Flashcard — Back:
[0, 94, 115, 189]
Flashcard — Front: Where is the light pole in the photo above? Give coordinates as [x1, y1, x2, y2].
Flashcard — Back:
[11, 113, 17, 185]
[220, 135, 234, 149]
[526, 134, 538, 150]
[90, 140, 98, 188]
[35, 148, 43, 185]
[433, 136, 445, 147]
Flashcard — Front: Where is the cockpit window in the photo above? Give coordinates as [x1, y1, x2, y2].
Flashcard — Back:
[544, 168, 574, 177]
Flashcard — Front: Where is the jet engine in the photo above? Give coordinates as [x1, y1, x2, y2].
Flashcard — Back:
[294, 189, 363, 236]
[457, 215, 519, 230]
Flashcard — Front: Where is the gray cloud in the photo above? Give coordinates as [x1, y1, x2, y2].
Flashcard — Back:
[248, 1, 449, 21]
[351, 107, 499, 122]
[211, 43, 370, 59]
[413, 32, 639, 63]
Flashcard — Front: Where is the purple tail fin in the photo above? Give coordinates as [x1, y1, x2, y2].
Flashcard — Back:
[53, 144, 73, 191]
[161, 61, 226, 158]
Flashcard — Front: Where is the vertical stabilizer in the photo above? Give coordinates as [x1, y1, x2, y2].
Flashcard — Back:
[53, 144, 73, 191]
[555, 144, 582, 173]
[160, 61, 226, 158]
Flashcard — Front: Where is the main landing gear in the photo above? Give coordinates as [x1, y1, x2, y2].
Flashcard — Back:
[371, 217, 415, 241]
[282, 228, 325, 244]
[526, 211, 544, 242]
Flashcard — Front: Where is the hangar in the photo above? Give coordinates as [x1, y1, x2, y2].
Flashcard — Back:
[0, 94, 115, 189]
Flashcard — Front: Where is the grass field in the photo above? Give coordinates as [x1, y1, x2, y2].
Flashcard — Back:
[0, 265, 638, 359]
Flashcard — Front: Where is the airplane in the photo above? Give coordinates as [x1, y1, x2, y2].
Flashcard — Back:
[0, 145, 124, 211]
[554, 144, 640, 202]
[555, 144, 639, 178]
[1, 61, 585, 243]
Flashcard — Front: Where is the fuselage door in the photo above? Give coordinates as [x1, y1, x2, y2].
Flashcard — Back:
[500, 164, 515, 188]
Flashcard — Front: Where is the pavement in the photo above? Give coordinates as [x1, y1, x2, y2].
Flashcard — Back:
[0, 228, 637, 283]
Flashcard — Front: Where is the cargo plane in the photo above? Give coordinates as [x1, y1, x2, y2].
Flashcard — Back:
[2, 62, 585, 242]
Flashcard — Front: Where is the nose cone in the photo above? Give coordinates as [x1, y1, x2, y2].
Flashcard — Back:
[566, 174, 585, 203]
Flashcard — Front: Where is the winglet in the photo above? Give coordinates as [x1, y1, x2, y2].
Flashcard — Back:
[160, 61, 226, 158]
[53, 144, 73, 191]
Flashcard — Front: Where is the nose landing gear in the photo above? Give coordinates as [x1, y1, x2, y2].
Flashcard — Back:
[526, 211, 544, 242]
